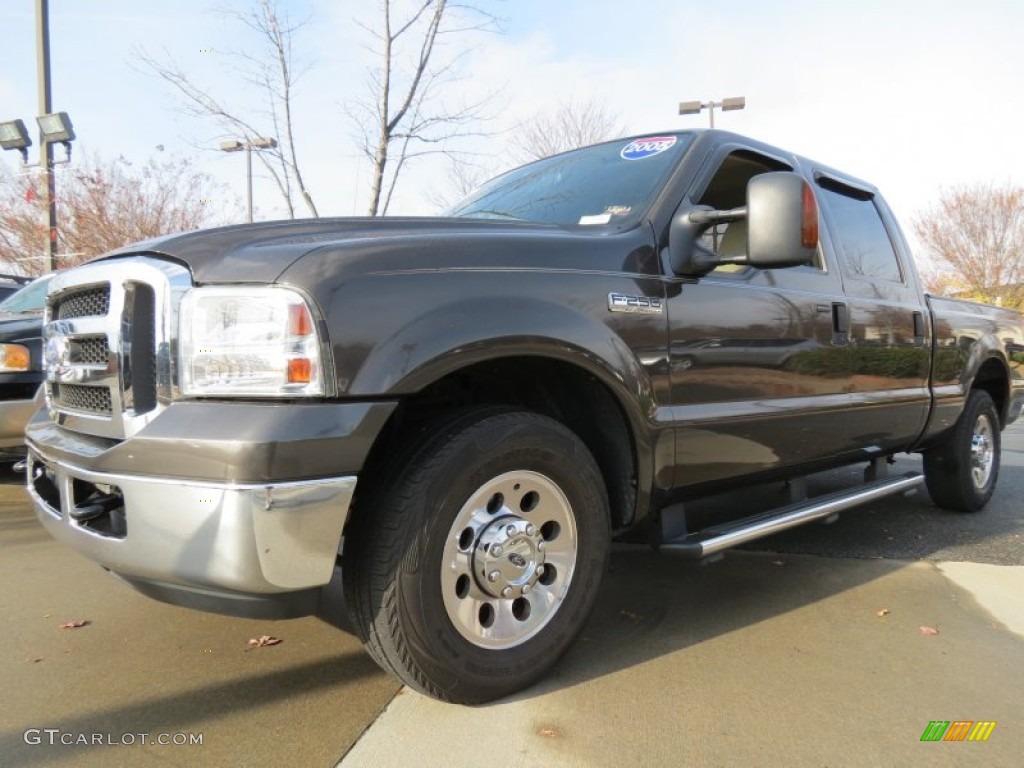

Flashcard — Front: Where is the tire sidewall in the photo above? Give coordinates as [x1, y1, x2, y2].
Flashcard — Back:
[961, 392, 1000, 509]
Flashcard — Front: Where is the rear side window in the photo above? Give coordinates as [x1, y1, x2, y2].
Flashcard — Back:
[817, 183, 902, 282]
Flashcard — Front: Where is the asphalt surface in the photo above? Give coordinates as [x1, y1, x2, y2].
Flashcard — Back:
[1, 422, 1021, 767]
[0, 465, 399, 768]
[342, 553, 1023, 767]
[342, 421, 1024, 767]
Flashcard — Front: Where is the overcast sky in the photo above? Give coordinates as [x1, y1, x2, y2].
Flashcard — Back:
[2, 0, 1022, 258]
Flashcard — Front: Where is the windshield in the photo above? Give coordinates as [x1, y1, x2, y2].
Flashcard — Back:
[446, 133, 694, 229]
[0, 274, 52, 313]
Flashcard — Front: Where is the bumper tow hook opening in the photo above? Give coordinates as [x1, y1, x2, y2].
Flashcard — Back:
[70, 494, 123, 522]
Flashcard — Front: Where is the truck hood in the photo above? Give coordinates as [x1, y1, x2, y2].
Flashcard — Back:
[0, 312, 44, 343]
[98, 217, 571, 285]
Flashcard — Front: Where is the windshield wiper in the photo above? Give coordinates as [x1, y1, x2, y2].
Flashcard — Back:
[458, 209, 524, 221]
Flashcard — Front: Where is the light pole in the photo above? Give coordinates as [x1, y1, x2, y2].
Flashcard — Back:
[678, 96, 746, 128]
[219, 137, 278, 223]
[1, 110, 76, 273]
[0, 1, 77, 273]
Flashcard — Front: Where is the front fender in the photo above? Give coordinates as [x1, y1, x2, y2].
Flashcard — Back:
[350, 294, 650, 404]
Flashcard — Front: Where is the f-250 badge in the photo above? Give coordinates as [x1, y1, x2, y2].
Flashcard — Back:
[607, 292, 664, 315]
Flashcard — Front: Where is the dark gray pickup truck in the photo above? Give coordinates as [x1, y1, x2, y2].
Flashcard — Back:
[26, 130, 1024, 703]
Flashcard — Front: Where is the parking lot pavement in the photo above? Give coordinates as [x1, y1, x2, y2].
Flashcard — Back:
[5, 423, 1022, 767]
[340, 550, 1024, 768]
[0, 470, 399, 768]
[342, 422, 1024, 767]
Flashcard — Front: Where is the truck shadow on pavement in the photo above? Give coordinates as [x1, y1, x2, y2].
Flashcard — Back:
[502, 448, 1023, 702]
[0, 652, 386, 767]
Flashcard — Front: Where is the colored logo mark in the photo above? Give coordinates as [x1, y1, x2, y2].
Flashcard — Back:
[620, 136, 677, 160]
[920, 721, 996, 742]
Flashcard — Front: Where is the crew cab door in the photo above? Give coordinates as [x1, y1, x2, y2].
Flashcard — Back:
[812, 173, 931, 451]
[664, 147, 853, 488]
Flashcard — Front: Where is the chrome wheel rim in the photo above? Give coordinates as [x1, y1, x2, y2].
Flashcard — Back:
[440, 470, 578, 650]
[970, 414, 995, 490]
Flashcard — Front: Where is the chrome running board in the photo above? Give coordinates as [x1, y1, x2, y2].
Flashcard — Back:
[661, 472, 923, 559]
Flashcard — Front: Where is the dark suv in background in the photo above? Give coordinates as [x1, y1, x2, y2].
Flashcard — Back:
[0, 275, 52, 460]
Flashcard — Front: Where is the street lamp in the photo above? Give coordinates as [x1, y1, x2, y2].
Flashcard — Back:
[37, 111, 76, 145]
[220, 136, 278, 223]
[0, 1, 77, 272]
[0, 111, 76, 273]
[678, 96, 746, 128]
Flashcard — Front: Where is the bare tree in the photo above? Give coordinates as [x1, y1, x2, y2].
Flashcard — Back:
[351, 0, 498, 216]
[428, 98, 627, 210]
[510, 97, 627, 162]
[914, 183, 1024, 308]
[0, 154, 221, 274]
[426, 155, 497, 210]
[138, 0, 318, 218]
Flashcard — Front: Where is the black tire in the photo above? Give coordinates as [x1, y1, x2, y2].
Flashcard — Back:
[923, 390, 1001, 512]
[343, 408, 610, 704]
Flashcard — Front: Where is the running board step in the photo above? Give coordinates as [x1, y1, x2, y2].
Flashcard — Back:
[661, 472, 924, 559]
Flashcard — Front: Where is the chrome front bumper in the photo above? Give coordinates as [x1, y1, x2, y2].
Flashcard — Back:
[27, 448, 356, 618]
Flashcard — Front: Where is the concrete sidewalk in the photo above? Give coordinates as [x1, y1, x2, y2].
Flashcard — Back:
[339, 550, 1024, 768]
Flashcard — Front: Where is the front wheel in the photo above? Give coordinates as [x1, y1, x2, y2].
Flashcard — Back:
[343, 409, 610, 703]
[923, 389, 1001, 512]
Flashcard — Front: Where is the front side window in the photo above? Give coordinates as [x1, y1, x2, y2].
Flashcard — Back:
[817, 183, 902, 282]
[446, 134, 695, 229]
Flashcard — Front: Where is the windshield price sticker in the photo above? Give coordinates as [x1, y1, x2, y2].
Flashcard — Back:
[620, 136, 677, 160]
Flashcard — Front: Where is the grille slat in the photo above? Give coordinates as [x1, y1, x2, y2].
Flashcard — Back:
[72, 336, 108, 365]
[53, 383, 113, 414]
[55, 287, 110, 319]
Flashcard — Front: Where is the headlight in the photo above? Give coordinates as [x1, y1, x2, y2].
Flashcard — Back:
[179, 286, 325, 397]
[0, 343, 30, 372]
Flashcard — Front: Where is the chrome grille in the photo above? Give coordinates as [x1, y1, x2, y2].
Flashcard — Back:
[44, 258, 191, 440]
[53, 383, 113, 414]
[73, 336, 108, 365]
[55, 287, 110, 319]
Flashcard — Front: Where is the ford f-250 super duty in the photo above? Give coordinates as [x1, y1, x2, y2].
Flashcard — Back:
[26, 130, 1024, 703]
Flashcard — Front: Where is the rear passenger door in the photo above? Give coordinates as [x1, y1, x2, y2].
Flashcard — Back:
[813, 173, 931, 452]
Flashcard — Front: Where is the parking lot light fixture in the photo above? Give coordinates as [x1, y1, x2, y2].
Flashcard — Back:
[220, 136, 279, 223]
[678, 96, 746, 128]
[0, 119, 33, 162]
[36, 111, 76, 163]
[36, 111, 75, 143]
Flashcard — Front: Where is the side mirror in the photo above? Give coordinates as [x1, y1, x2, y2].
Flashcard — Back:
[668, 171, 818, 276]
[746, 171, 818, 268]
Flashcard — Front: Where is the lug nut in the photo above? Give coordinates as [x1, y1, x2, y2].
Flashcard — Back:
[525, 524, 536, 536]
[488, 570, 500, 582]
[535, 564, 545, 576]
[492, 546, 502, 557]
[522, 584, 531, 595]
[506, 524, 517, 536]
[501, 586, 513, 598]
[537, 541, 546, 551]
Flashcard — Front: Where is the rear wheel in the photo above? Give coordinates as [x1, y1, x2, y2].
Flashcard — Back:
[923, 390, 1000, 512]
[343, 409, 610, 703]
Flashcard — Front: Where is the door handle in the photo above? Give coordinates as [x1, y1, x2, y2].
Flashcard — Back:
[912, 311, 926, 347]
[831, 302, 850, 346]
